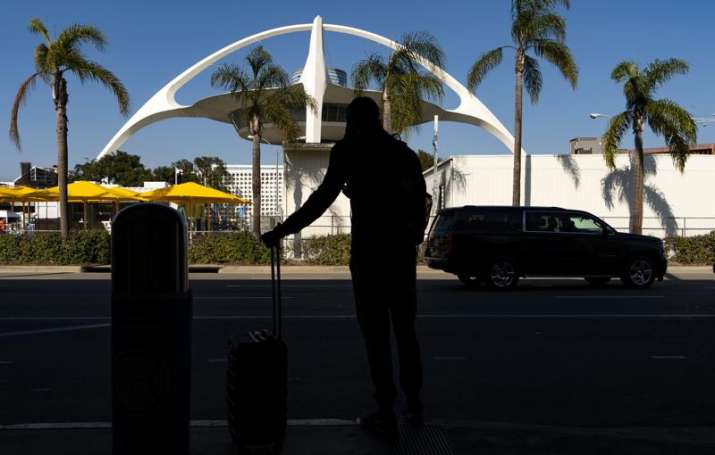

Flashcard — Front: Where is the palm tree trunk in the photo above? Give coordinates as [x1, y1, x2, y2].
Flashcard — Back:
[54, 75, 70, 240]
[512, 53, 524, 207]
[251, 117, 262, 238]
[630, 126, 645, 235]
[382, 88, 392, 134]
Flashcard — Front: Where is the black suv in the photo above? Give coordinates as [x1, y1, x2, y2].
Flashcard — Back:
[425, 206, 667, 290]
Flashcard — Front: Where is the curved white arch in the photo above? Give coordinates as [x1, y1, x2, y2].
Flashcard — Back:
[97, 17, 518, 159]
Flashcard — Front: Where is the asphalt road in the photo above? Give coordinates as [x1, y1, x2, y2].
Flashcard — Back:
[1, 270, 714, 428]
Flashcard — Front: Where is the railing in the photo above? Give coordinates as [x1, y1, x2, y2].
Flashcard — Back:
[2, 215, 714, 240]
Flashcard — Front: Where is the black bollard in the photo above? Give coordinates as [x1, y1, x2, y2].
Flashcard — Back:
[111, 203, 192, 455]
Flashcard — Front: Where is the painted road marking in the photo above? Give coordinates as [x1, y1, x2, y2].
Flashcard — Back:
[196, 296, 295, 301]
[650, 355, 688, 360]
[1, 314, 714, 325]
[0, 323, 110, 337]
[554, 295, 665, 299]
[0, 419, 356, 430]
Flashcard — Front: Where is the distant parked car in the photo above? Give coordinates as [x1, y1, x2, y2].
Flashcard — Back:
[425, 206, 667, 290]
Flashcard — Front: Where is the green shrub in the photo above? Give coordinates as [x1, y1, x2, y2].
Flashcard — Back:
[0, 230, 110, 265]
[188, 231, 271, 264]
[665, 232, 715, 265]
[300, 234, 351, 265]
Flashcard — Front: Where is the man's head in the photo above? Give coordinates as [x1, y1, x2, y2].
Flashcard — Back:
[344, 97, 382, 139]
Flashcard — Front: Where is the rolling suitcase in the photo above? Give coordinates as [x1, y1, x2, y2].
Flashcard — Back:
[227, 245, 287, 454]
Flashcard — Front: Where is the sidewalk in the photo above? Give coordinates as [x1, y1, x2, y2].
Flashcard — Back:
[1, 421, 714, 454]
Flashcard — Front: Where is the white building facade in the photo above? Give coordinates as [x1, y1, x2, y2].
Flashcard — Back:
[424, 154, 715, 238]
[222, 165, 284, 222]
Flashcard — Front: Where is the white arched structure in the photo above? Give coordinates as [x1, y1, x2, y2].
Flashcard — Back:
[97, 16, 519, 159]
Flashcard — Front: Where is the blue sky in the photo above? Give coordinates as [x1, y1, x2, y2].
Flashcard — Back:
[2, 0, 714, 181]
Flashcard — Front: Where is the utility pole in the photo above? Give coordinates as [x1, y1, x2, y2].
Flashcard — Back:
[432, 115, 439, 213]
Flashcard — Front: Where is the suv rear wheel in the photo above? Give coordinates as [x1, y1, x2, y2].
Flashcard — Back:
[485, 257, 519, 290]
[621, 257, 656, 289]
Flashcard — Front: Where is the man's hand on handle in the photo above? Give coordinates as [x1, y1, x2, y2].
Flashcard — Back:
[261, 223, 285, 248]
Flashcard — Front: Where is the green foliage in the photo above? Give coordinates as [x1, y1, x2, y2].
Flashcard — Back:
[665, 232, 715, 265]
[300, 234, 352, 265]
[73, 150, 152, 186]
[416, 149, 442, 172]
[351, 32, 445, 135]
[11, 18, 129, 150]
[602, 58, 696, 172]
[188, 232, 271, 265]
[0, 230, 110, 265]
[467, 0, 577, 99]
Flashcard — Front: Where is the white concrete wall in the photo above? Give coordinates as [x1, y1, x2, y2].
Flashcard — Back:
[283, 147, 351, 239]
[425, 154, 715, 238]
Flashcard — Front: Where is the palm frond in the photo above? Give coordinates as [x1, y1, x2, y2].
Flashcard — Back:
[643, 58, 689, 94]
[523, 13, 567, 41]
[351, 54, 387, 94]
[9, 73, 40, 150]
[56, 24, 107, 52]
[64, 55, 129, 115]
[246, 46, 272, 79]
[33, 44, 51, 79]
[645, 98, 696, 172]
[210, 63, 250, 93]
[262, 85, 316, 141]
[467, 47, 504, 92]
[602, 111, 632, 169]
[611, 60, 639, 82]
[531, 39, 577, 88]
[523, 55, 543, 103]
[28, 18, 50, 44]
[399, 31, 446, 69]
[256, 64, 290, 90]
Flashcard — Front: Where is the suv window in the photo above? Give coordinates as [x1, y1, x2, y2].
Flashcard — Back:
[432, 211, 457, 236]
[563, 213, 603, 234]
[460, 210, 522, 232]
[525, 212, 565, 232]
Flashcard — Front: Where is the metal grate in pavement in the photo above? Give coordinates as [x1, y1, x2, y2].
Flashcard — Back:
[396, 424, 454, 455]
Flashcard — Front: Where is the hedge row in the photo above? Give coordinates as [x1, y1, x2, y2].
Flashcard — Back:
[0, 231, 430, 266]
[188, 231, 272, 265]
[0, 231, 110, 265]
[665, 232, 715, 265]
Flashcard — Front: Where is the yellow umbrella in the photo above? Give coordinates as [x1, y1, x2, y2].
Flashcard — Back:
[140, 181, 249, 204]
[141, 182, 249, 233]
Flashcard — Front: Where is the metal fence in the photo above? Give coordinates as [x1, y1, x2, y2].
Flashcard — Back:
[3, 215, 714, 241]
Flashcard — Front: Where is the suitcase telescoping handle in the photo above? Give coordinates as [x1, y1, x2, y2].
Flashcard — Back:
[270, 244, 282, 340]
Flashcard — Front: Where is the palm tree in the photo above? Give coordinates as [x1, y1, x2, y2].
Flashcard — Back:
[602, 58, 696, 235]
[211, 46, 315, 237]
[10, 19, 129, 239]
[467, 0, 577, 206]
[351, 31, 445, 135]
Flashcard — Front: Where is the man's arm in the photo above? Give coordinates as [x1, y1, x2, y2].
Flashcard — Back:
[277, 144, 346, 236]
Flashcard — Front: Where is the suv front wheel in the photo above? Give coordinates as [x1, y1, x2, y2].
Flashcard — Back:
[621, 257, 656, 289]
[485, 257, 519, 290]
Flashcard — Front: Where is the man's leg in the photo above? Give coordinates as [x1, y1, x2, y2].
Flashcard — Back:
[389, 248, 423, 416]
[350, 259, 397, 415]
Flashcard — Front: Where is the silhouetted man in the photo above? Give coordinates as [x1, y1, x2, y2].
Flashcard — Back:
[262, 97, 428, 438]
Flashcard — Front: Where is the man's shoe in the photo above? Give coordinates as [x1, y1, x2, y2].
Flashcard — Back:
[357, 411, 398, 440]
[403, 397, 424, 425]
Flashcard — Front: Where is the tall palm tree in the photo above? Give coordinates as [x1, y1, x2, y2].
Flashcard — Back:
[602, 58, 696, 235]
[211, 46, 315, 237]
[467, 0, 577, 206]
[351, 31, 445, 135]
[10, 18, 129, 239]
